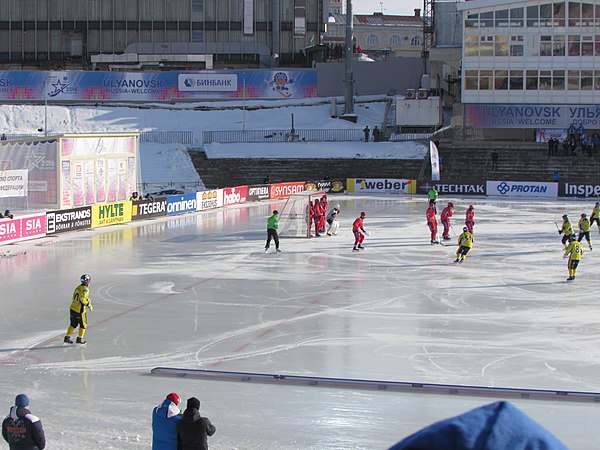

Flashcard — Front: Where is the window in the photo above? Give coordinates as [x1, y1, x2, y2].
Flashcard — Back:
[568, 35, 581, 56]
[526, 70, 538, 89]
[582, 3, 593, 26]
[192, 0, 203, 21]
[510, 35, 524, 56]
[495, 35, 508, 56]
[480, 70, 493, 89]
[480, 35, 493, 56]
[540, 70, 552, 90]
[494, 70, 508, 89]
[495, 9, 509, 27]
[553, 70, 565, 90]
[568, 2, 580, 27]
[553, 35, 565, 56]
[540, 3, 552, 26]
[568, 70, 580, 90]
[480, 11, 493, 27]
[596, 35, 600, 55]
[594, 70, 600, 90]
[582, 35, 593, 55]
[465, 70, 478, 90]
[465, 13, 479, 28]
[553, 2, 565, 26]
[509, 70, 523, 89]
[366, 34, 379, 46]
[581, 70, 593, 89]
[510, 7, 524, 27]
[389, 35, 401, 46]
[410, 35, 421, 47]
[527, 5, 539, 27]
[540, 35, 552, 55]
[465, 35, 478, 56]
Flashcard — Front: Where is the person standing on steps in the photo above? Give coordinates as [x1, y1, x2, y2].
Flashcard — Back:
[363, 125, 370, 142]
[64, 274, 93, 345]
[265, 210, 281, 253]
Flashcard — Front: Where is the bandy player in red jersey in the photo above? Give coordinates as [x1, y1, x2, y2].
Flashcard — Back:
[352, 212, 367, 251]
[440, 202, 454, 240]
[426, 205, 439, 244]
[465, 204, 475, 234]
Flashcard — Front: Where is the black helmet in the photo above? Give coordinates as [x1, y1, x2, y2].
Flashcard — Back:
[463, 227, 468, 232]
[80, 274, 91, 285]
[562, 214, 568, 220]
[273, 210, 279, 215]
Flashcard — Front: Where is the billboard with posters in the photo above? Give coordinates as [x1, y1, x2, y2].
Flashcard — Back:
[223, 186, 248, 206]
[270, 181, 305, 199]
[247, 184, 270, 201]
[304, 179, 346, 193]
[0, 213, 46, 244]
[346, 178, 417, 194]
[46, 206, 92, 234]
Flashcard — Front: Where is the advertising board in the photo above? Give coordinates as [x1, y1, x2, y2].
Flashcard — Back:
[46, 207, 92, 234]
[487, 181, 558, 198]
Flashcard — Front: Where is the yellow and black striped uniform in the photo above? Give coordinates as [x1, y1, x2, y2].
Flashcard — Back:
[591, 205, 600, 227]
[67, 284, 92, 338]
[564, 240, 583, 279]
[578, 217, 592, 249]
[455, 231, 474, 262]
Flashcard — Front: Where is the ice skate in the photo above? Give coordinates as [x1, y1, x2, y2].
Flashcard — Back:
[443, 235, 451, 240]
[453, 259, 459, 263]
[276, 249, 282, 253]
[327, 233, 331, 236]
[352, 247, 359, 252]
[264, 247, 269, 253]
[566, 276, 574, 281]
[63, 336, 73, 344]
[76, 337, 87, 344]
[358, 244, 364, 249]
[431, 240, 439, 244]
[458, 258, 464, 264]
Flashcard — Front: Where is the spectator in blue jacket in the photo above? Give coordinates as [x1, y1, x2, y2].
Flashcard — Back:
[2, 393, 46, 450]
[152, 392, 182, 450]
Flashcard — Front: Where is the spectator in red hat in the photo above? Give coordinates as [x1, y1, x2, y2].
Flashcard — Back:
[152, 392, 183, 450]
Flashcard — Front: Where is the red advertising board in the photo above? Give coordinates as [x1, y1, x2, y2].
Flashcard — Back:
[270, 181, 306, 199]
[0, 213, 47, 244]
[223, 186, 248, 206]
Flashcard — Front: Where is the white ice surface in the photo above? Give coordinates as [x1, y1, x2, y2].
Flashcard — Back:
[1, 195, 600, 449]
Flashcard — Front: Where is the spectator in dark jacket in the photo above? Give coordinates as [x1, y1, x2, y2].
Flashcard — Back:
[177, 397, 216, 450]
[152, 392, 182, 450]
[2, 394, 46, 450]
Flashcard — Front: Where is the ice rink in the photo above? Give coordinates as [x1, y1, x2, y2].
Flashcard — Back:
[1, 194, 600, 450]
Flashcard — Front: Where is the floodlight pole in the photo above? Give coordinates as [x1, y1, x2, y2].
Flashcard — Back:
[343, 0, 354, 115]
[242, 73, 246, 132]
[44, 76, 48, 136]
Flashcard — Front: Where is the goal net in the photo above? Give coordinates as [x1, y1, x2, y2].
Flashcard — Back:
[278, 191, 326, 238]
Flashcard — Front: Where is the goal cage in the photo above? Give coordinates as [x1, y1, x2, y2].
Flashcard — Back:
[278, 191, 326, 238]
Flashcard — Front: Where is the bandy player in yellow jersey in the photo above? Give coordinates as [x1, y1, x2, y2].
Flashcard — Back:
[64, 274, 93, 344]
[563, 234, 583, 281]
[454, 227, 474, 264]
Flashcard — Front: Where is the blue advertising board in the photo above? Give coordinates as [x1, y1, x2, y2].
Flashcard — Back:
[0, 70, 317, 102]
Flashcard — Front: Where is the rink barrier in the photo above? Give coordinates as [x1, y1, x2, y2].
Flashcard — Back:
[150, 367, 600, 404]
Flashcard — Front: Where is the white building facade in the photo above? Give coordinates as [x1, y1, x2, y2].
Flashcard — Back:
[458, 0, 600, 129]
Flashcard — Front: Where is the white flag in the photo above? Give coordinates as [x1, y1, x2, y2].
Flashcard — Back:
[429, 141, 440, 182]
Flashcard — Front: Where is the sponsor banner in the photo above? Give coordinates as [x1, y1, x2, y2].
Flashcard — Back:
[466, 104, 600, 129]
[0, 213, 46, 244]
[0, 169, 28, 198]
[487, 181, 558, 198]
[223, 186, 248, 206]
[304, 179, 346, 193]
[131, 198, 167, 220]
[197, 189, 224, 211]
[46, 206, 92, 234]
[0, 70, 317, 102]
[270, 181, 306, 199]
[419, 181, 486, 195]
[429, 141, 441, 182]
[166, 193, 197, 215]
[91, 201, 133, 227]
[346, 178, 417, 194]
[535, 128, 568, 143]
[562, 182, 600, 197]
[247, 184, 270, 201]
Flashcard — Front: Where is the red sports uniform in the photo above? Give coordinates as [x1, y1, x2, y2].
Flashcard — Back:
[426, 206, 438, 243]
[352, 212, 367, 250]
[441, 203, 454, 239]
[465, 205, 475, 234]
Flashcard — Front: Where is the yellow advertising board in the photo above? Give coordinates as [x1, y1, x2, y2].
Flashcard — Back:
[91, 201, 133, 228]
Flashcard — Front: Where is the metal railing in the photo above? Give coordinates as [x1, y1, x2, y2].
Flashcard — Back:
[1, 131, 194, 145]
[203, 128, 365, 144]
